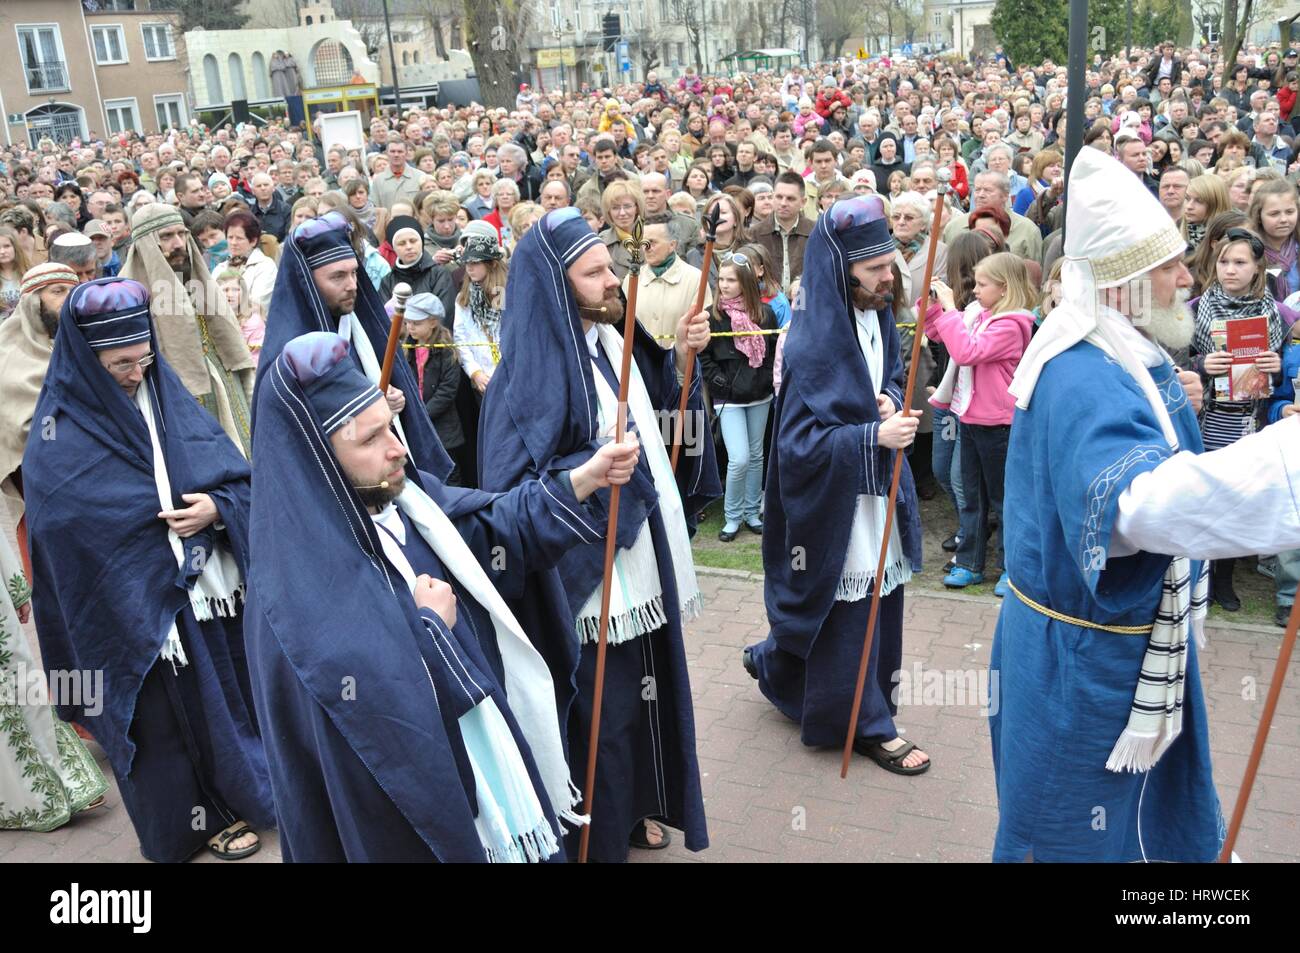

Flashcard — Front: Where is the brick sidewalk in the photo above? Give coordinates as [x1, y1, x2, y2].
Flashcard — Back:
[2, 571, 1296, 863]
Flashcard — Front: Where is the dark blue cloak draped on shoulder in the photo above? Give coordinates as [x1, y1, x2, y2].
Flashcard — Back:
[23, 281, 254, 780]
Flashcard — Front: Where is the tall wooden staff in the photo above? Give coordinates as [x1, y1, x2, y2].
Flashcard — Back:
[377, 282, 413, 393]
[1218, 583, 1300, 861]
[670, 203, 723, 473]
[840, 170, 951, 779]
[578, 218, 650, 863]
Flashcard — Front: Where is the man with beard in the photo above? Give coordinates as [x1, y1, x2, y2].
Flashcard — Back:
[257, 210, 452, 480]
[120, 204, 256, 456]
[24, 277, 273, 862]
[992, 147, 1300, 862]
[245, 331, 641, 861]
[479, 208, 719, 862]
[0, 265, 78, 511]
[745, 197, 930, 775]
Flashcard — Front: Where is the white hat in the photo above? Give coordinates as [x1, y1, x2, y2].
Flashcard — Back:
[850, 169, 877, 191]
[1063, 146, 1184, 289]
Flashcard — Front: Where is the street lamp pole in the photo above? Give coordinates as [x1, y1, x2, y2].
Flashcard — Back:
[381, 0, 403, 116]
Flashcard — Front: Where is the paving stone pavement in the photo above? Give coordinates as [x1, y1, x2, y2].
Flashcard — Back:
[2, 571, 1296, 864]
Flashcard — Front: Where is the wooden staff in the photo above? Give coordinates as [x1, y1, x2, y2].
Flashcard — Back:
[670, 203, 723, 473]
[377, 282, 412, 393]
[1218, 582, 1300, 861]
[840, 171, 951, 779]
[578, 217, 650, 863]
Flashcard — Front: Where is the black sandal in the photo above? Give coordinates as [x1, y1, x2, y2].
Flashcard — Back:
[629, 820, 672, 851]
[854, 738, 931, 776]
[207, 822, 260, 861]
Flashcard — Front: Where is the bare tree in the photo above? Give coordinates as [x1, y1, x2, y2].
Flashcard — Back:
[329, 0, 389, 59]
[463, 0, 531, 109]
[816, 0, 862, 58]
[1220, 0, 1280, 84]
[669, 0, 706, 70]
[410, 0, 462, 60]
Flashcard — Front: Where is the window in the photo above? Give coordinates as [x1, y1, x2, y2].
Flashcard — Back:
[934, 12, 942, 26]
[676, 42, 684, 65]
[92, 25, 128, 65]
[104, 98, 141, 135]
[17, 25, 69, 93]
[101, 1, 138, 10]
[155, 94, 185, 131]
[141, 23, 174, 61]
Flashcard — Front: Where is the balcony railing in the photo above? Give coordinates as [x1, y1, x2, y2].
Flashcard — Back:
[25, 60, 70, 92]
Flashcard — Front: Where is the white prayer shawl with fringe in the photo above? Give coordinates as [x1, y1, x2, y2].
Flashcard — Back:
[837, 308, 913, 603]
[135, 382, 244, 668]
[577, 323, 701, 646]
[378, 483, 587, 847]
[1009, 291, 1209, 773]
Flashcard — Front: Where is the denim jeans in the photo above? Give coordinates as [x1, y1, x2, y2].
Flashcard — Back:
[719, 401, 771, 526]
[1278, 548, 1300, 608]
[955, 422, 1011, 576]
[931, 406, 973, 543]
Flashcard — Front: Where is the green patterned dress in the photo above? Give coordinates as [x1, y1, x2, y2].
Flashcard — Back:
[0, 532, 108, 831]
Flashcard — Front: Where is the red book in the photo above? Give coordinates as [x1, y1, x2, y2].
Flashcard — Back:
[1225, 316, 1273, 401]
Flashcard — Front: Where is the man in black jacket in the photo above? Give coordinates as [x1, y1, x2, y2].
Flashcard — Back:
[248, 172, 291, 242]
[1144, 42, 1182, 90]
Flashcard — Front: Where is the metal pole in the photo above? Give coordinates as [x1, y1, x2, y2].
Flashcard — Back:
[1064, 0, 1089, 239]
[1126, 0, 1133, 61]
[382, 0, 403, 117]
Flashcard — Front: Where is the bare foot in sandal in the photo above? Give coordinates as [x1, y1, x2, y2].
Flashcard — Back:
[880, 737, 929, 770]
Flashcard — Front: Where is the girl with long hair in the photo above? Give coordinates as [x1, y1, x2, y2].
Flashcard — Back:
[929, 230, 995, 563]
[698, 255, 778, 541]
[1248, 178, 1300, 326]
[1182, 174, 1230, 251]
[1190, 227, 1288, 609]
[926, 252, 1037, 595]
[0, 226, 33, 319]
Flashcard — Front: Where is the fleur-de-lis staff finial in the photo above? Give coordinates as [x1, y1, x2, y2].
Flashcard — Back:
[621, 216, 650, 269]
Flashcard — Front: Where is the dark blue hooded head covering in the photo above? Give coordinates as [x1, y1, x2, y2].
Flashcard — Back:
[23, 276, 252, 777]
[72, 277, 152, 350]
[245, 331, 506, 861]
[255, 210, 453, 480]
[282, 331, 385, 435]
[494, 207, 618, 469]
[784, 195, 900, 429]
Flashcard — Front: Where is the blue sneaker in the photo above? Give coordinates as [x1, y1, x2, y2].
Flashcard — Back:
[994, 573, 1009, 598]
[943, 567, 984, 588]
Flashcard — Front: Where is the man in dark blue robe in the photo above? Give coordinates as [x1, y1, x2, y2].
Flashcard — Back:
[748, 197, 929, 774]
[245, 332, 641, 862]
[24, 277, 273, 862]
[256, 209, 455, 480]
[478, 207, 720, 862]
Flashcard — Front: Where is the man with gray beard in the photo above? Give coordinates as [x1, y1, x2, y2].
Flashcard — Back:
[0, 264, 79, 508]
[1138, 285, 1202, 410]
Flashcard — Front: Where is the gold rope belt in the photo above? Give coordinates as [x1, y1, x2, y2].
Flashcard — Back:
[1006, 579, 1154, 635]
[398, 324, 919, 351]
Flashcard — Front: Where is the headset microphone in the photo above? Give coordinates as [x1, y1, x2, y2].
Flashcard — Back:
[355, 480, 390, 490]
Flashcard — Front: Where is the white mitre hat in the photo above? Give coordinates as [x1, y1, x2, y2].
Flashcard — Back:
[1063, 146, 1185, 290]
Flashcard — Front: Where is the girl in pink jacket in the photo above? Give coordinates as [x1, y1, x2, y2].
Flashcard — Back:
[923, 252, 1036, 595]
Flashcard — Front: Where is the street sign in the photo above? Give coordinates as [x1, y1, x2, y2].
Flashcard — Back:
[537, 47, 577, 67]
[901, 42, 913, 56]
[617, 40, 631, 72]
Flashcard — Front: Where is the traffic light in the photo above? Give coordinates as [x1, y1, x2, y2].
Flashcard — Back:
[602, 13, 620, 53]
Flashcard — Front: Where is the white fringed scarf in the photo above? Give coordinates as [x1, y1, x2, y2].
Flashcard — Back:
[374, 484, 587, 861]
[576, 324, 701, 645]
[837, 308, 913, 603]
[136, 382, 244, 669]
